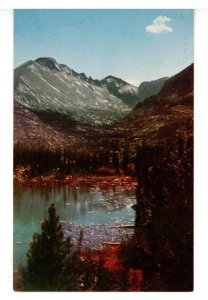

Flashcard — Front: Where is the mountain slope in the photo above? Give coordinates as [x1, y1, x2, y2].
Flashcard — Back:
[14, 59, 193, 154]
[14, 57, 131, 126]
[137, 77, 168, 103]
[14, 102, 91, 149]
[100, 76, 138, 107]
[113, 64, 193, 147]
[101, 75, 168, 107]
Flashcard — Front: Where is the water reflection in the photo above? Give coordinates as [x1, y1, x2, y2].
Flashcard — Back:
[14, 184, 136, 270]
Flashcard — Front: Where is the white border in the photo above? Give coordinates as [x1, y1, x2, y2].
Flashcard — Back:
[194, 9, 208, 299]
[1, 7, 208, 300]
[0, 8, 14, 295]
[0, 0, 208, 9]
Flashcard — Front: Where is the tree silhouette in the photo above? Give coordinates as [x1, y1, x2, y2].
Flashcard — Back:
[22, 204, 69, 290]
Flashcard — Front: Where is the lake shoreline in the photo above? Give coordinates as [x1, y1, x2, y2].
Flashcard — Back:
[14, 174, 137, 272]
[14, 173, 138, 191]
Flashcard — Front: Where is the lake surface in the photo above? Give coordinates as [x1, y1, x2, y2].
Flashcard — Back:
[14, 182, 136, 271]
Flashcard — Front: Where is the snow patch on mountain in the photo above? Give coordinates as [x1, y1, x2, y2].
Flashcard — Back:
[14, 58, 131, 126]
[100, 75, 139, 107]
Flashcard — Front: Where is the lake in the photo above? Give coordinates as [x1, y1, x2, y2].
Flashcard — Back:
[14, 181, 136, 271]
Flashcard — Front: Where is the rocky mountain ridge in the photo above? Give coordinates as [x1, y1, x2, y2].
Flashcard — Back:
[14, 58, 193, 152]
[14, 57, 131, 126]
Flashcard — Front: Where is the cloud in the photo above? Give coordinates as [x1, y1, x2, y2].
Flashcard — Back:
[146, 15, 173, 34]
[153, 15, 171, 24]
[146, 23, 173, 34]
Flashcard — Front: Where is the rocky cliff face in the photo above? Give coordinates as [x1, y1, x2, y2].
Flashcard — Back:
[100, 75, 139, 107]
[14, 59, 193, 152]
[14, 57, 131, 127]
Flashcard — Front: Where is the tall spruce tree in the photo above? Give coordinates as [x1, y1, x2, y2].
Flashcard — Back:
[22, 204, 69, 290]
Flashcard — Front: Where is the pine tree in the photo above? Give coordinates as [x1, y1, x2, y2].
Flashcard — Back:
[22, 204, 67, 290]
[21, 204, 112, 291]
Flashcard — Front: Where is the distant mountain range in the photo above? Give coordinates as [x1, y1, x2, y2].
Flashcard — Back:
[14, 58, 130, 126]
[14, 57, 193, 151]
[14, 57, 167, 125]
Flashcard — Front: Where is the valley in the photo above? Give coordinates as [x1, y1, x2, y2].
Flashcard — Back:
[14, 58, 193, 178]
[13, 57, 193, 292]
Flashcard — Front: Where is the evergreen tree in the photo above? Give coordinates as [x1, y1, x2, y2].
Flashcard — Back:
[21, 204, 112, 291]
[22, 204, 66, 290]
[119, 139, 193, 291]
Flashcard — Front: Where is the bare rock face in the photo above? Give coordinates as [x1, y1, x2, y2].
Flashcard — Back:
[100, 75, 139, 107]
[14, 57, 131, 127]
[14, 59, 193, 152]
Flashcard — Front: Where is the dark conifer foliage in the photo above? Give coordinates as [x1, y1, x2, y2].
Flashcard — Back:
[22, 204, 70, 290]
[119, 137, 193, 291]
[14, 142, 136, 177]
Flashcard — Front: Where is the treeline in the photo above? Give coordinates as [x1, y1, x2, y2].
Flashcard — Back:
[119, 136, 193, 291]
[14, 144, 135, 177]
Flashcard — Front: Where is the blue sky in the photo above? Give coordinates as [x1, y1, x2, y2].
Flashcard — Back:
[14, 9, 193, 85]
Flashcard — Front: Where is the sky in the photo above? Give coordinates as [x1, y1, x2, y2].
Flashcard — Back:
[14, 9, 193, 86]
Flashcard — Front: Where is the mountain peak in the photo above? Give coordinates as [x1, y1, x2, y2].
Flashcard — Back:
[101, 75, 133, 87]
[100, 76, 138, 107]
[14, 57, 131, 126]
[35, 57, 61, 71]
